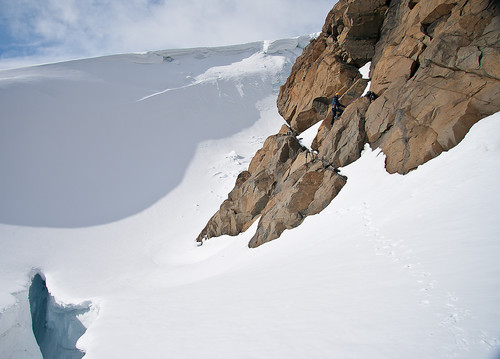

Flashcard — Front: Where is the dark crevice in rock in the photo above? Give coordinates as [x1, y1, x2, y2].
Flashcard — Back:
[478, 49, 484, 68]
[409, 58, 420, 79]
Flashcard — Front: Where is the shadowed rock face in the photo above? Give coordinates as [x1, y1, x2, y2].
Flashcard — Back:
[197, 0, 500, 247]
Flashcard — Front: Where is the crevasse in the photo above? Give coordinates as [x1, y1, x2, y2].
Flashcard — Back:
[29, 273, 91, 359]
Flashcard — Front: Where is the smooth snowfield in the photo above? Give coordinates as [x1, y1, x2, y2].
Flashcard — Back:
[1, 38, 499, 359]
[0, 38, 305, 227]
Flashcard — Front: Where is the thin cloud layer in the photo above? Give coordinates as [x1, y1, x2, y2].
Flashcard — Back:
[0, 0, 334, 68]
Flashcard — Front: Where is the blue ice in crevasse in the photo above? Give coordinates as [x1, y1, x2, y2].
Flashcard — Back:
[29, 274, 91, 359]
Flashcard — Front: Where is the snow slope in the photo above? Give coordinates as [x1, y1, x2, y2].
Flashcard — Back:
[0, 36, 499, 359]
[0, 38, 306, 228]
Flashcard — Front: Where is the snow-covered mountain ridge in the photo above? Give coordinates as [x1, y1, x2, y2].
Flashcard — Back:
[0, 11, 499, 359]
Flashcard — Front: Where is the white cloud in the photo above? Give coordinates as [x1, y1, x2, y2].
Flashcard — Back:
[0, 0, 334, 68]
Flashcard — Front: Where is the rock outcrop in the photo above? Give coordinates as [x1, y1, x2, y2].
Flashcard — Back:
[197, 127, 305, 241]
[197, 0, 500, 247]
[276, 0, 388, 134]
[366, 0, 500, 173]
[197, 125, 347, 246]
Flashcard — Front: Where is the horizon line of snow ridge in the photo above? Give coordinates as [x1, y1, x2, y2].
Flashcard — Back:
[0, 34, 315, 72]
[149, 34, 314, 59]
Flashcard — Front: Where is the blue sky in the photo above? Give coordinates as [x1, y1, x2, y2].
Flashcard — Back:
[0, 0, 334, 69]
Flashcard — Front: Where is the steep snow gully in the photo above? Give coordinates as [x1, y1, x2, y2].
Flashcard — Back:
[28, 273, 92, 359]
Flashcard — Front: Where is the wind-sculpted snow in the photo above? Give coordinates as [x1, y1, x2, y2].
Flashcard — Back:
[0, 37, 307, 227]
[137, 52, 288, 102]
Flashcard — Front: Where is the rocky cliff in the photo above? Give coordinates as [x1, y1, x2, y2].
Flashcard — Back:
[197, 0, 500, 247]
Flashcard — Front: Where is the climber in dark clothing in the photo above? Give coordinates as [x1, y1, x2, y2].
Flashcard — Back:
[331, 93, 345, 126]
[364, 91, 377, 102]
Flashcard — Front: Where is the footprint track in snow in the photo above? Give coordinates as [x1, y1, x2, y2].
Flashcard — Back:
[359, 201, 495, 354]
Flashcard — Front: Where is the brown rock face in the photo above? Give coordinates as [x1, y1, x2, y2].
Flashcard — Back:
[197, 126, 347, 248]
[280, 0, 500, 175]
[248, 162, 346, 248]
[276, 0, 388, 134]
[318, 97, 370, 168]
[328, 0, 389, 65]
[197, 0, 500, 247]
[196, 129, 304, 243]
[276, 40, 361, 134]
[367, 0, 500, 173]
